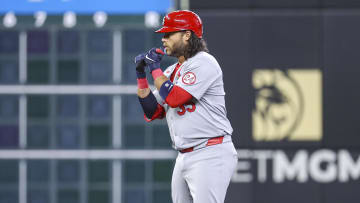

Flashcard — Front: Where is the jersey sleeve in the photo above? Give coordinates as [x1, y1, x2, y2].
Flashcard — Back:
[176, 60, 221, 100]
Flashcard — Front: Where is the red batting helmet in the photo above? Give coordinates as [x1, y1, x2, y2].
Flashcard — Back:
[155, 10, 203, 38]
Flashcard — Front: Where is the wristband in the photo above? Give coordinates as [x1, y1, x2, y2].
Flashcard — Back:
[151, 69, 164, 80]
[137, 78, 149, 89]
[159, 80, 174, 100]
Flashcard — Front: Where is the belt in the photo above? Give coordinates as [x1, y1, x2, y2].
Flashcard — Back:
[180, 136, 227, 153]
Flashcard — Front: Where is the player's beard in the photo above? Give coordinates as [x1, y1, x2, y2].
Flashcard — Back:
[168, 40, 187, 58]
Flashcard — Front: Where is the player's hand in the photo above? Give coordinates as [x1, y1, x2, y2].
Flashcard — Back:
[135, 53, 146, 72]
[134, 53, 147, 79]
[144, 47, 165, 72]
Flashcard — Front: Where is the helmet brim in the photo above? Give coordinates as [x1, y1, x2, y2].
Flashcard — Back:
[155, 26, 184, 34]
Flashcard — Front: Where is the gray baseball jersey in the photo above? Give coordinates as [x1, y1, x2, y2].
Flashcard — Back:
[152, 51, 233, 150]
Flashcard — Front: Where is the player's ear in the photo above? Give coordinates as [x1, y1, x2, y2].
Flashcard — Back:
[183, 30, 191, 41]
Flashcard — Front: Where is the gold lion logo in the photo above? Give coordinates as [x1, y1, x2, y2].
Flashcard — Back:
[252, 69, 322, 141]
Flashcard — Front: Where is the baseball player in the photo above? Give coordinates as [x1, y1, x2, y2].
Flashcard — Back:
[135, 10, 238, 203]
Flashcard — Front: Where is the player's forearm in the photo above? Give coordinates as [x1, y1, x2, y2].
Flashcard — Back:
[137, 88, 151, 98]
[154, 75, 170, 90]
[138, 90, 160, 120]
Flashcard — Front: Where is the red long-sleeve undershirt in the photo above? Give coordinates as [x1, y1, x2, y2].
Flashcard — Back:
[165, 86, 192, 108]
[145, 63, 193, 121]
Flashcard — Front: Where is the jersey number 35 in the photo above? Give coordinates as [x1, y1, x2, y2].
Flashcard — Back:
[177, 101, 196, 116]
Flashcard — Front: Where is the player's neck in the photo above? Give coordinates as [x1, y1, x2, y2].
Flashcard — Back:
[178, 56, 186, 64]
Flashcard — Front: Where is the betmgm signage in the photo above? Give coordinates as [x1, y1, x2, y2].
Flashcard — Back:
[232, 69, 360, 183]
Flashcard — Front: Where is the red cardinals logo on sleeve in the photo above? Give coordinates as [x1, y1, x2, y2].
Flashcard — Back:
[182, 72, 196, 85]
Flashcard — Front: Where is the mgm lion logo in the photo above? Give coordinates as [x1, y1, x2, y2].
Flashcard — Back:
[252, 69, 322, 141]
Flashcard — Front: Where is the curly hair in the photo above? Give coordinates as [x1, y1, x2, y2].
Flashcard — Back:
[184, 31, 209, 59]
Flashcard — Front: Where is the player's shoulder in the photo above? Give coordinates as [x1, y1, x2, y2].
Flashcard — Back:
[186, 51, 222, 73]
[192, 51, 217, 63]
